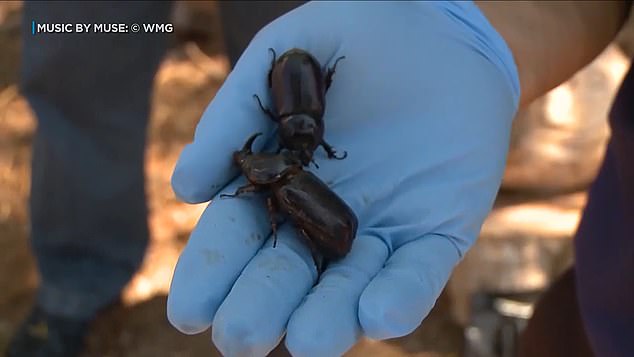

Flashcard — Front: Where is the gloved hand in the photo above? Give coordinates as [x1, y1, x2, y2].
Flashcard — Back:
[167, 1, 520, 356]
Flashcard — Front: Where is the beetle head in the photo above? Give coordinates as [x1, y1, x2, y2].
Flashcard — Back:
[279, 114, 322, 163]
[233, 132, 262, 168]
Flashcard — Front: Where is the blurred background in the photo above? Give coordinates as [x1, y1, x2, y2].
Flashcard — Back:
[0, 1, 632, 356]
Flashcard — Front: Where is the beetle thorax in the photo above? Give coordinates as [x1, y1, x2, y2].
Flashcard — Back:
[240, 152, 301, 185]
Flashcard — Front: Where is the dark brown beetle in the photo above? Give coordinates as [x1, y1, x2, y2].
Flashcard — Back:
[254, 48, 347, 167]
[221, 133, 358, 271]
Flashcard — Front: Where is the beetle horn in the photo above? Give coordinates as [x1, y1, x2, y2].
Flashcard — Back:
[241, 132, 263, 154]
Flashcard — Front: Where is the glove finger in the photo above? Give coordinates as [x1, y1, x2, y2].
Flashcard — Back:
[166, 176, 272, 334]
[285, 234, 388, 357]
[358, 233, 460, 340]
[211, 223, 317, 357]
[170, 38, 279, 204]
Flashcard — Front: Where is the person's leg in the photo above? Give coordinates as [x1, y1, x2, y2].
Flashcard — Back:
[517, 267, 594, 357]
[521, 67, 634, 356]
[9, 1, 172, 355]
[574, 68, 634, 356]
[217, 1, 306, 68]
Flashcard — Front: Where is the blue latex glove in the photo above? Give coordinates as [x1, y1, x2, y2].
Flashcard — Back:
[167, 1, 520, 356]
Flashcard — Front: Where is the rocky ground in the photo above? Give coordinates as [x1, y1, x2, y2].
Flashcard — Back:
[1, 2, 632, 356]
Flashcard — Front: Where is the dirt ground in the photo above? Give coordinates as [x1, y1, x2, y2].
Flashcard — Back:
[0, 2, 464, 356]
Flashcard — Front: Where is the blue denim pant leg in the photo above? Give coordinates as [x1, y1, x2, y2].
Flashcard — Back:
[19, 0, 306, 321]
[217, 1, 307, 67]
[21, 1, 173, 320]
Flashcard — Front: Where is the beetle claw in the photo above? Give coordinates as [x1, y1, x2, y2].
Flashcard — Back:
[321, 141, 347, 161]
[333, 150, 348, 160]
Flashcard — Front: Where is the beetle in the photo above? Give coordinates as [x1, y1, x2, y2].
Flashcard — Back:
[253, 48, 348, 167]
[220, 132, 358, 272]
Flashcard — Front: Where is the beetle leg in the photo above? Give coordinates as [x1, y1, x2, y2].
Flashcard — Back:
[324, 55, 346, 92]
[298, 228, 325, 275]
[321, 140, 348, 160]
[321, 258, 331, 274]
[267, 48, 277, 88]
[219, 183, 259, 199]
[267, 196, 279, 248]
[311, 159, 320, 170]
[253, 94, 277, 122]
